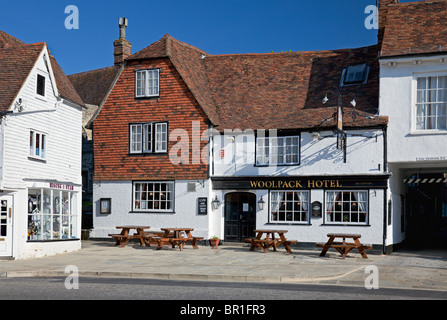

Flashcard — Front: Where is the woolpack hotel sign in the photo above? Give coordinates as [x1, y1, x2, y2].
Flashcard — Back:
[212, 175, 389, 190]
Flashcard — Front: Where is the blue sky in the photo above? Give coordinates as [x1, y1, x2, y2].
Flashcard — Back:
[0, 0, 417, 75]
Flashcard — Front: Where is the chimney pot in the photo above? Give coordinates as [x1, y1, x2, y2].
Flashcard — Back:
[114, 17, 131, 65]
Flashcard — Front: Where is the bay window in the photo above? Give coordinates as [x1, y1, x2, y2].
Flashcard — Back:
[416, 75, 447, 131]
[270, 190, 309, 223]
[325, 190, 368, 224]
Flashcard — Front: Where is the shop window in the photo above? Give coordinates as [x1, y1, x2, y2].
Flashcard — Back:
[325, 190, 368, 224]
[27, 188, 79, 241]
[129, 122, 168, 154]
[270, 191, 309, 223]
[133, 181, 174, 212]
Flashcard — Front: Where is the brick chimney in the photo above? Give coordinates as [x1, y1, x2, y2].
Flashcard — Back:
[114, 17, 131, 65]
[378, 0, 399, 50]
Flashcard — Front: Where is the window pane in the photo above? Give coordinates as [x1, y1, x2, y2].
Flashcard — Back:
[130, 125, 142, 152]
[30, 131, 34, 156]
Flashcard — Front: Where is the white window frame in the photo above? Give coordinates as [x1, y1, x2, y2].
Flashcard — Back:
[135, 69, 160, 98]
[414, 74, 447, 132]
[133, 181, 174, 212]
[325, 190, 369, 225]
[269, 190, 310, 224]
[256, 135, 300, 166]
[155, 122, 168, 153]
[130, 122, 168, 154]
[29, 130, 47, 160]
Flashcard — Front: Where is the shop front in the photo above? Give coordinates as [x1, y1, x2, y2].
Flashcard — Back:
[1, 180, 82, 259]
[212, 174, 389, 251]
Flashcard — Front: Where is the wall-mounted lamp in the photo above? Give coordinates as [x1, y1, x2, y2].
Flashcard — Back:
[258, 197, 265, 210]
[311, 132, 321, 141]
[211, 196, 221, 210]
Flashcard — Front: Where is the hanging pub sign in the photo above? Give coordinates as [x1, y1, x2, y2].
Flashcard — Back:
[337, 105, 344, 150]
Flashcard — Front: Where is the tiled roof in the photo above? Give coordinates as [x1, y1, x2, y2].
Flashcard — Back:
[128, 34, 220, 125]
[0, 31, 83, 110]
[381, 0, 447, 57]
[128, 34, 386, 130]
[0, 42, 44, 111]
[203, 46, 384, 130]
[68, 65, 121, 107]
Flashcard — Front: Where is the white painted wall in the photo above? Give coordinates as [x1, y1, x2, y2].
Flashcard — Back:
[209, 188, 385, 246]
[379, 55, 447, 164]
[212, 129, 385, 177]
[92, 180, 211, 239]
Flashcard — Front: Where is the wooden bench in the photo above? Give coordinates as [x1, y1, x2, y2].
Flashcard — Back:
[150, 236, 204, 251]
[317, 234, 372, 259]
[244, 236, 298, 254]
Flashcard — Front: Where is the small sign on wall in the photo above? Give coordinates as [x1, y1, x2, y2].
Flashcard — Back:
[311, 201, 322, 218]
[198, 197, 208, 215]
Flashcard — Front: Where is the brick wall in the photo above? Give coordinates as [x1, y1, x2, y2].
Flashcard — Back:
[93, 57, 209, 181]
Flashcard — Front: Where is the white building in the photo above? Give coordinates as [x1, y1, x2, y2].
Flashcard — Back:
[0, 31, 84, 259]
[378, 0, 447, 249]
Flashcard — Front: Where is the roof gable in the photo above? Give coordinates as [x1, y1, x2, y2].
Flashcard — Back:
[0, 30, 84, 110]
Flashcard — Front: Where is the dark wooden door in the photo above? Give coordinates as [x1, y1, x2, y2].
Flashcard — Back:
[224, 192, 256, 242]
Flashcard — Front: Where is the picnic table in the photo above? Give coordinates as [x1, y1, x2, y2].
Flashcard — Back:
[244, 229, 297, 254]
[150, 228, 204, 251]
[317, 233, 372, 259]
[108, 225, 151, 247]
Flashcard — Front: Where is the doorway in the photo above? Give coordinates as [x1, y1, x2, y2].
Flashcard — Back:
[224, 192, 256, 242]
[405, 173, 447, 248]
[0, 195, 13, 257]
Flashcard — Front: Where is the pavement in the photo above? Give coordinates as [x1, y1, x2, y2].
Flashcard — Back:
[0, 240, 446, 292]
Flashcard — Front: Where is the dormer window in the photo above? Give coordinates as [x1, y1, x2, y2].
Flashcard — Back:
[37, 74, 45, 96]
[135, 69, 159, 98]
[341, 63, 369, 86]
